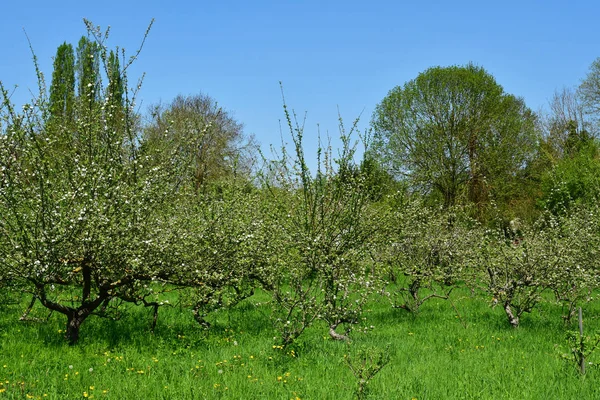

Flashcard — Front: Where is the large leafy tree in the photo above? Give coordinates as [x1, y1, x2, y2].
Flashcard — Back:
[539, 141, 600, 215]
[541, 88, 593, 160]
[371, 64, 537, 211]
[533, 87, 599, 215]
[48, 37, 125, 138]
[48, 42, 76, 128]
[144, 94, 257, 193]
[579, 57, 600, 129]
[76, 36, 101, 112]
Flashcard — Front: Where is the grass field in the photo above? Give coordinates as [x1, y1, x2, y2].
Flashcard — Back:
[1, 287, 600, 399]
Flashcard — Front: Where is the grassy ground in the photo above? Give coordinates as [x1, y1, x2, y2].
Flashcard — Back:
[1, 287, 600, 399]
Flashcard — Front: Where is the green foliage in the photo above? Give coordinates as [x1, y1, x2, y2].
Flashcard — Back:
[144, 93, 256, 193]
[378, 201, 479, 314]
[557, 309, 600, 375]
[48, 42, 75, 127]
[0, 20, 181, 343]
[4, 288, 600, 398]
[262, 89, 379, 345]
[356, 155, 402, 202]
[371, 63, 537, 213]
[579, 57, 600, 129]
[539, 142, 600, 215]
[76, 36, 101, 111]
[561, 329, 600, 375]
[344, 344, 391, 399]
[105, 49, 125, 131]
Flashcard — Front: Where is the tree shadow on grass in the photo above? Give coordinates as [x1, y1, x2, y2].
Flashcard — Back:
[3, 292, 273, 351]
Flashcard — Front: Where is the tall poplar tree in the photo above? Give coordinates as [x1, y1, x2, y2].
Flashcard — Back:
[106, 49, 124, 131]
[48, 42, 75, 128]
[76, 36, 101, 112]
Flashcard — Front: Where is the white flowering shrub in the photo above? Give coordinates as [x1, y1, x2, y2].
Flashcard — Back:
[164, 182, 278, 328]
[262, 96, 378, 345]
[474, 205, 600, 328]
[543, 206, 600, 322]
[0, 21, 199, 343]
[378, 200, 479, 313]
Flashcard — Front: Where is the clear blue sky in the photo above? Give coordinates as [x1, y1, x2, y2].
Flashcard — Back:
[1, 0, 599, 167]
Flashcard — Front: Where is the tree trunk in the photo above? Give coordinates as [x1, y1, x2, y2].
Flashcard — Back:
[192, 302, 211, 328]
[328, 322, 350, 341]
[503, 302, 519, 328]
[65, 310, 90, 344]
[150, 303, 159, 333]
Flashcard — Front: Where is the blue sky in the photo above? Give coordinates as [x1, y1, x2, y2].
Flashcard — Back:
[1, 0, 599, 167]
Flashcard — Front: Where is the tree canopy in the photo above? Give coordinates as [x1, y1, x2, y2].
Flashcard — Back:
[579, 57, 600, 129]
[371, 64, 537, 211]
[144, 94, 257, 193]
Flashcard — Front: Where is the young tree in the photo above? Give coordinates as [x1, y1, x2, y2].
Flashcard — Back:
[476, 213, 593, 328]
[545, 206, 600, 322]
[262, 95, 379, 345]
[0, 20, 193, 344]
[167, 181, 278, 328]
[371, 64, 537, 213]
[378, 201, 478, 314]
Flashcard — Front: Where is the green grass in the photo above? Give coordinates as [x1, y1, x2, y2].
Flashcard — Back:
[1, 288, 600, 399]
